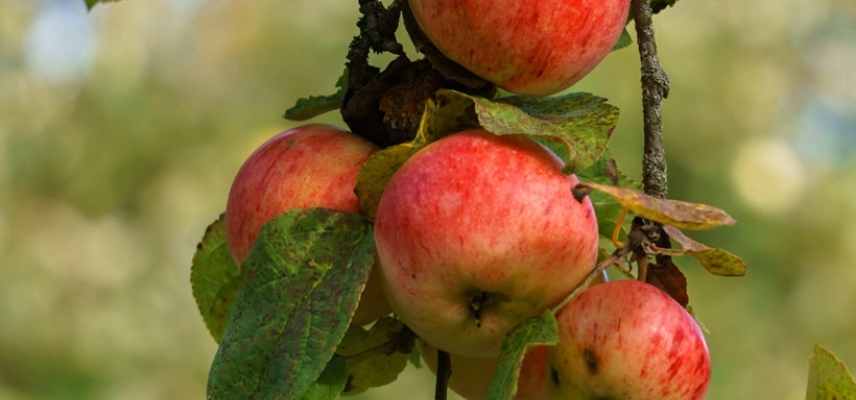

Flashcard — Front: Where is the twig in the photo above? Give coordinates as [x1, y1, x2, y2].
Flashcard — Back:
[632, 0, 674, 283]
[435, 350, 451, 400]
[553, 246, 632, 313]
[632, 0, 670, 199]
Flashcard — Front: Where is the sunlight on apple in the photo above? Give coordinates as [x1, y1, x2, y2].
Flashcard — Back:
[732, 138, 807, 215]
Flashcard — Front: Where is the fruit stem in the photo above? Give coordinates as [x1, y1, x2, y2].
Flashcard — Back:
[435, 350, 451, 400]
[632, 0, 670, 199]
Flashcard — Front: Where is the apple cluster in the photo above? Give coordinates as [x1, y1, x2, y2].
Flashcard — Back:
[222, 1, 711, 398]
[223, 125, 710, 399]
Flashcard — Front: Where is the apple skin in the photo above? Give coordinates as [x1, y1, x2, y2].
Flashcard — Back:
[551, 280, 711, 399]
[422, 342, 555, 400]
[225, 124, 390, 325]
[374, 130, 599, 357]
[408, 0, 630, 96]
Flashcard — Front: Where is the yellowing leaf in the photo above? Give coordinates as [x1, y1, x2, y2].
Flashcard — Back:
[355, 143, 421, 220]
[336, 318, 415, 394]
[664, 226, 747, 277]
[807, 345, 856, 400]
[580, 182, 736, 230]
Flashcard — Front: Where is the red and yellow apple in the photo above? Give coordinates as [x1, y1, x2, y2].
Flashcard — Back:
[408, 0, 631, 95]
[225, 124, 390, 325]
[422, 343, 554, 400]
[374, 130, 599, 357]
[551, 280, 711, 399]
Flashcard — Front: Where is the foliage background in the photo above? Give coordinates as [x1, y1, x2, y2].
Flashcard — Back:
[1, 0, 855, 398]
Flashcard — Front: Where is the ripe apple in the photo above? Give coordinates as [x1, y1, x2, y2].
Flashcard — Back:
[551, 280, 711, 399]
[422, 342, 554, 400]
[374, 130, 599, 357]
[408, 0, 631, 95]
[225, 124, 390, 325]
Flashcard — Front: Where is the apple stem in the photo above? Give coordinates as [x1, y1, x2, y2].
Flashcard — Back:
[631, 0, 670, 199]
[637, 255, 650, 282]
[435, 350, 451, 400]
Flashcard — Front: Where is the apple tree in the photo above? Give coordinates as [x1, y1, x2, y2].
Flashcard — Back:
[84, 0, 856, 399]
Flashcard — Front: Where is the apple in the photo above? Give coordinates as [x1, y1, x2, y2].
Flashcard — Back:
[225, 124, 390, 325]
[422, 342, 554, 400]
[374, 130, 599, 357]
[408, 0, 631, 96]
[551, 280, 711, 399]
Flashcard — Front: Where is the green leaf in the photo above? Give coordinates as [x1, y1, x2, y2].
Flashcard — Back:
[336, 317, 415, 394]
[284, 71, 348, 121]
[612, 29, 633, 51]
[300, 357, 349, 400]
[434, 90, 619, 172]
[207, 209, 376, 400]
[664, 226, 748, 277]
[190, 214, 242, 343]
[806, 345, 856, 400]
[486, 312, 559, 400]
[84, 0, 121, 10]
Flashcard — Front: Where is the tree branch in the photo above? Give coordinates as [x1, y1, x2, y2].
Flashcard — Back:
[434, 350, 451, 400]
[632, 0, 670, 199]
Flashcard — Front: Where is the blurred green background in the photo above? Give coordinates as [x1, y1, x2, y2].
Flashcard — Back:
[1, 0, 855, 398]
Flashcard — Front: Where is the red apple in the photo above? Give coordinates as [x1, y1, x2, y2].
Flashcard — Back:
[225, 124, 390, 325]
[374, 130, 599, 357]
[422, 343, 554, 400]
[409, 0, 631, 95]
[551, 280, 711, 399]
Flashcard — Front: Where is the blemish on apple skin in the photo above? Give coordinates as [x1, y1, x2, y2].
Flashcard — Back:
[583, 347, 599, 375]
[550, 366, 561, 386]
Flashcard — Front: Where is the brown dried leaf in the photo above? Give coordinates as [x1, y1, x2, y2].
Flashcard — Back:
[647, 257, 689, 307]
[663, 226, 748, 277]
[580, 182, 736, 230]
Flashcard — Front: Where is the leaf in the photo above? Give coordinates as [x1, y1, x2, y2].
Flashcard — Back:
[664, 226, 748, 277]
[84, 0, 121, 10]
[336, 318, 414, 394]
[355, 143, 421, 220]
[579, 182, 737, 230]
[646, 257, 689, 307]
[190, 214, 242, 343]
[354, 94, 471, 219]
[486, 312, 559, 400]
[356, 90, 619, 219]
[652, 0, 680, 14]
[300, 357, 348, 400]
[612, 29, 633, 51]
[207, 209, 376, 400]
[284, 71, 348, 121]
[577, 157, 638, 240]
[434, 90, 619, 171]
[806, 345, 856, 400]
